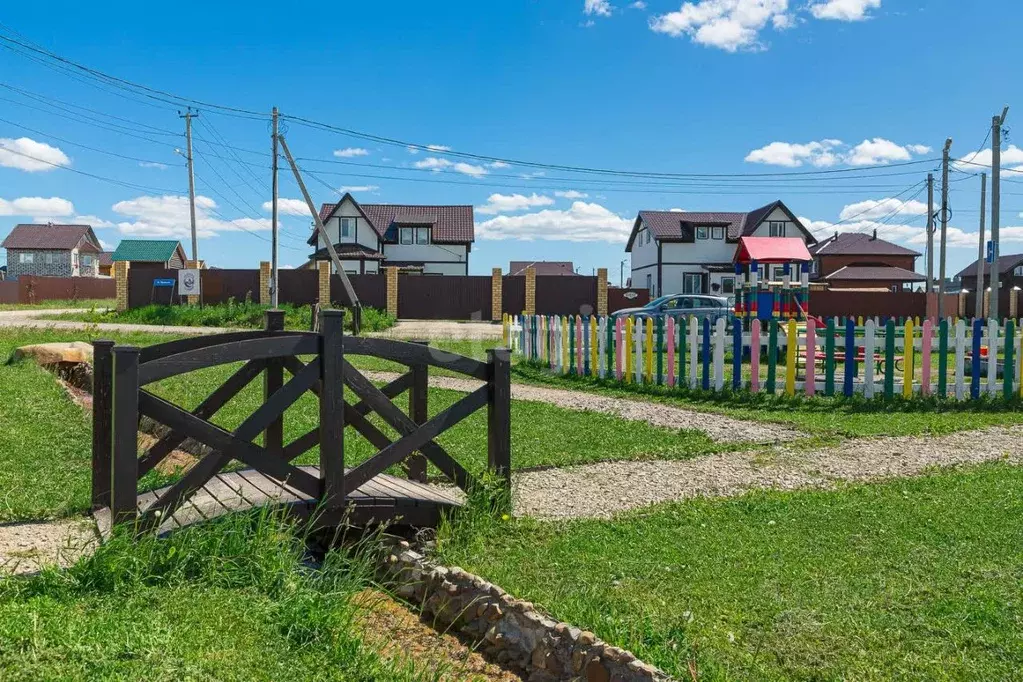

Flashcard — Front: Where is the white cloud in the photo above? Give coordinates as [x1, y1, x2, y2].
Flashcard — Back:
[261, 198, 310, 216]
[406, 145, 420, 155]
[809, 0, 880, 21]
[113, 195, 270, 239]
[476, 201, 632, 243]
[413, 157, 488, 178]
[489, 161, 511, 169]
[630, 1, 648, 8]
[955, 145, 1023, 172]
[0, 137, 71, 172]
[0, 196, 75, 217]
[555, 190, 589, 199]
[649, 0, 793, 52]
[98, 239, 113, 250]
[746, 138, 931, 167]
[838, 197, 929, 222]
[426, 144, 452, 152]
[519, 170, 546, 179]
[338, 185, 380, 193]
[476, 193, 555, 215]
[585, 0, 613, 16]
[73, 214, 115, 228]
[138, 161, 168, 170]
[333, 147, 369, 158]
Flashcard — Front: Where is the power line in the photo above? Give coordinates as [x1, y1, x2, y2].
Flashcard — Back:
[0, 115, 178, 168]
[0, 144, 184, 193]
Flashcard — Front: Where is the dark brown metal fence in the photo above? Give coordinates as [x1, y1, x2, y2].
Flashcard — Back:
[535, 275, 598, 316]
[0, 281, 17, 304]
[608, 287, 650, 312]
[397, 274, 492, 320]
[810, 291, 961, 319]
[1, 276, 116, 304]
[503, 276, 525, 314]
[340, 274, 387, 310]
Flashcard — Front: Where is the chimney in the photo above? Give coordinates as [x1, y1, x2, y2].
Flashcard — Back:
[833, 230, 838, 241]
[871, 228, 877, 241]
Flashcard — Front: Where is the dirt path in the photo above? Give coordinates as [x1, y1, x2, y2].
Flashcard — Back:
[371, 320, 503, 340]
[365, 370, 799, 444]
[0, 519, 98, 575]
[0, 309, 231, 335]
[513, 424, 1023, 519]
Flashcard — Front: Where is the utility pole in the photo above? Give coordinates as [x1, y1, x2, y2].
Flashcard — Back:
[937, 138, 952, 320]
[180, 108, 199, 267]
[270, 107, 279, 308]
[990, 106, 1009, 321]
[925, 173, 934, 294]
[975, 173, 987, 320]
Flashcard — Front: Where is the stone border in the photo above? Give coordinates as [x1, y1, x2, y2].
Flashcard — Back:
[380, 541, 672, 682]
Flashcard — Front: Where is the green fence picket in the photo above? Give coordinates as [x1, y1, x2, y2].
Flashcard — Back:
[825, 318, 836, 396]
[884, 319, 896, 399]
[767, 320, 778, 394]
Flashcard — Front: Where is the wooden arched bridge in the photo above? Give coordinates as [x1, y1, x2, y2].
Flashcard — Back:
[89, 310, 511, 536]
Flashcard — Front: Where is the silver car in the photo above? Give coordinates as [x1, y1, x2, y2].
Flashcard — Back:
[610, 294, 733, 323]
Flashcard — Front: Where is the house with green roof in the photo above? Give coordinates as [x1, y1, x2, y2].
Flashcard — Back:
[110, 240, 188, 270]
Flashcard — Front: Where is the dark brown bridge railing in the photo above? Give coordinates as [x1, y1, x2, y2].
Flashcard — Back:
[91, 310, 511, 533]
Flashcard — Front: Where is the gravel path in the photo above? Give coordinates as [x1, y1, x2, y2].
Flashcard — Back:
[370, 320, 503, 340]
[513, 425, 1023, 519]
[0, 309, 231, 335]
[0, 519, 98, 575]
[364, 370, 799, 444]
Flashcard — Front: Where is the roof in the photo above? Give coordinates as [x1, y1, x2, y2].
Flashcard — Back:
[315, 194, 474, 244]
[734, 237, 812, 264]
[98, 252, 114, 267]
[111, 239, 184, 263]
[309, 243, 387, 260]
[627, 200, 815, 251]
[810, 232, 920, 257]
[508, 261, 576, 276]
[956, 253, 1023, 279]
[1, 224, 100, 252]
[824, 265, 926, 282]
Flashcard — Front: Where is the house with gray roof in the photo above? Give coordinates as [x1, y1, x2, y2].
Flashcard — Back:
[1, 223, 104, 279]
[308, 193, 473, 275]
[625, 201, 816, 297]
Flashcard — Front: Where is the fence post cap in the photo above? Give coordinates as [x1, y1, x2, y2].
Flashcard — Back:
[487, 347, 512, 361]
[321, 309, 345, 319]
[111, 345, 141, 355]
[92, 339, 116, 349]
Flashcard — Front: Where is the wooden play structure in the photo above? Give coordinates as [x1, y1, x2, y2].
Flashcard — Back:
[731, 236, 813, 322]
[90, 310, 511, 535]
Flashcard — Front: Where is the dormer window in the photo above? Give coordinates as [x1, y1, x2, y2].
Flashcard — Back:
[416, 227, 431, 245]
[712, 227, 725, 240]
[769, 221, 785, 237]
[400, 227, 413, 244]
[340, 217, 356, 238]
[696, 226, 709, 240]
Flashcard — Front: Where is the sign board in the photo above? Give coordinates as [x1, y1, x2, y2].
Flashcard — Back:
[153, 278, 176, 288]
[623, 291, 639, 300]
[986, 240, 994, 264]
[178, 269, 201, 296]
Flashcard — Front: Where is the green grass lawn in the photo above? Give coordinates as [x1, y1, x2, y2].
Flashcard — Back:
[438, 462, 1023, 681]
[44, 301, 396, 333]
[0, 512, 434, 681]
[0, 327, 717, 521]
[513, 362, 1023, 438]
[0, 298, 115, 311]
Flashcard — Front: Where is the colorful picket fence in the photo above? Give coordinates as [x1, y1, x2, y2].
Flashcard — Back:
[503, 313, 1023, 401]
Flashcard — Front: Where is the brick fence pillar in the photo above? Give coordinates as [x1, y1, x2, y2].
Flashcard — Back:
[186, 260, 200, 305]
[114, 261, 130, 312]
[524, 266, 536, 315]
[491, 267, 503, 321]
[958, 290, 968, 319]
[259, 261, 272, 305]
[318, 261, 331, 306]
[386, 266, 399, 318]
[983, 288, 991, 319]
[1011, 288, 1019, 319]
[596, 268, 608, 316]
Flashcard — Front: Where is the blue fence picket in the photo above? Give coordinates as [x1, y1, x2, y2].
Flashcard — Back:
[732, 317, 742, 391]
[843, 318, 855, 397]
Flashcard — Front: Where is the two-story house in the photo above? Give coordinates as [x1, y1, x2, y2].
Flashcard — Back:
[1, 223, 103, 279]
[308, 193, 473, 275]
[809, 230, 924, 290]
[626, 201, 816, 297]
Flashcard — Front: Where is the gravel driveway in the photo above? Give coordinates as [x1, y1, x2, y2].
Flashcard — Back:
[364, 371, 799, 444]
[514, 425, 1023, 519]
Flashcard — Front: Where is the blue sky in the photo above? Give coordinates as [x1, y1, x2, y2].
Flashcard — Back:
[1, 0, 1021, 283]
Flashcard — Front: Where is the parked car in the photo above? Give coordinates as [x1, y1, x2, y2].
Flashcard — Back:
[610, 294, 733, 324]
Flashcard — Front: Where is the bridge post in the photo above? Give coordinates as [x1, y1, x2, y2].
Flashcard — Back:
[486, 348, 512, 488]
[407, 340, 429, 483]
[263, 310, 286, 454]
[319, 309, 346, 510]
[91, 340, 115, 510]
[111, 346, 140, 524]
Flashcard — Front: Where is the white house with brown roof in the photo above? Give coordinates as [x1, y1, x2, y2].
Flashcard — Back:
[626, 201, 816, 297]
[308, 193, 473, 275]
[1, 223, 103, 280]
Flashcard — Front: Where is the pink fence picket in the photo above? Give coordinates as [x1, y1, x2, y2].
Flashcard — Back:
[805, 317, 816, 397]
[750, 319, 761, 393]
[666, 317, 676, 387]
[921, 319, 932, 396]
[615, 318, 624, 380]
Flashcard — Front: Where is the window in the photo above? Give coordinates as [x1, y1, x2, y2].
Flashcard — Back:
[415, 227, 431, 245]
[712, 226, 725, 240]
[399, 227, 413, 245]
[769, 221, 785, 237]
[810, 259, 819, 275]
[769, 265, 786, 281]
[645, 230, 651, 245]
[683, 273, 703, 294]
[45, 252, 55, 264]
[340, 217, 356, 238]
[20, 253, 33, 264]
[81, 255, 93, 268]
[696, 226, 709, 240]
[1014, 265, 1023, 277]
[721, 276, 735, 294]
[646, 273, 654, 295]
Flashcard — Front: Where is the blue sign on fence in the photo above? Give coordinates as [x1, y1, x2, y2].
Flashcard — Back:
[153, 279, 176, 288]
[986, 240, 994, 264]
